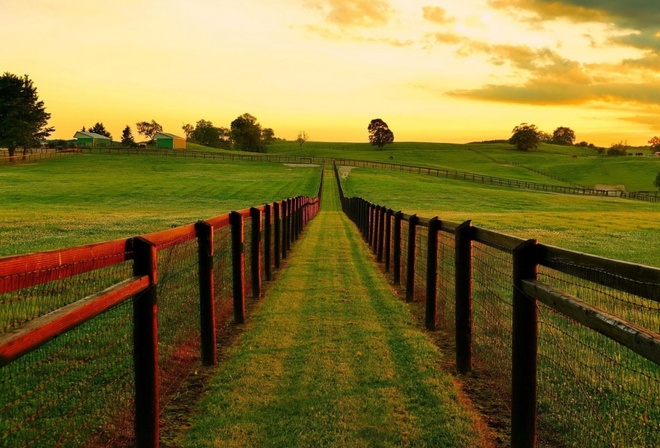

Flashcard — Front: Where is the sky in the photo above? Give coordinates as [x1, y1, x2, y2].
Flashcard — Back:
[2, 0, 660, 146]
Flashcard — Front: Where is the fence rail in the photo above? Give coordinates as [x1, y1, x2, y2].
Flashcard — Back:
[334, 163, 660, 448]
[0, 168, 323, 447]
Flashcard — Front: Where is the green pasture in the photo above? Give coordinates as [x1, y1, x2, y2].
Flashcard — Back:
[0, 154, 321, 256]
[269, 141, 660, 192]
[339, 167, 660, 267]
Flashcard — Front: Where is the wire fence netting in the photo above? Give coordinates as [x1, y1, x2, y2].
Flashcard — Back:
[436, 231, 456, 334]
[400, 220, 409, 289]
[471, 241, 514, 420]
[0, 300, 135, 447]
[536, 263, 660, 447]
[213, 225, 234, 324]
[156, 236, 201, 413]
[414, 225, 428, 302]
[0, 256, 133, 336]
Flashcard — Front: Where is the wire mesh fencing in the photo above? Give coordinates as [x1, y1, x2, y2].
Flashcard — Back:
[0, 195, 321, 448]
[334, 162, 660, 448]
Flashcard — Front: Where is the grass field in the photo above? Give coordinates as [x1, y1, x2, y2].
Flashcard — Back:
[269, 141, 660, 192]
[0, 154, 321, 256]
[339, 166, 660, 267]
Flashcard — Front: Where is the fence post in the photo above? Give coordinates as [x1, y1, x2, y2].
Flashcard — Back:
[377, 206, 386, 262]
[393, 211, 403, 285]
[287, 198, 293, 251]
[132, 237, 159, 448]
[426, 218, 439, 330]
[281, 200, 288, 260]
[511, 239, 539, 448]
[264, 204, 272, 281]
[384, 209, 393, 272]
[406, 214, 418, 302]
[274, 202, 281, 269]
[455, 220, 473, 374]
[250, 207, 262, 299]
[195, 221, 217, 366]
[230, 211, 245, 324]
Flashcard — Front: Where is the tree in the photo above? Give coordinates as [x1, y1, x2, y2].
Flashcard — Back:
[182, 123, 194, 140]
[121, 125, 136, 147]
[136, 120, 163, 143]
[230, 113, 264, 152]
[551, 126, 576, 146]
[0, 73, 54, 158]
[261, 128, 275, 144]
[607, 141, 628, 156]
[368, 119, 394, 149]
[190, 119, 221, 147]
[649, 136, 660, 151]
[509, 123, 540, 151]
[88, 122, 112, 139]
[296, 131, 309, 149]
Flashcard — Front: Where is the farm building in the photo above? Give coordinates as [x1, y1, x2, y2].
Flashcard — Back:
[73, 131, 112, 148]
[154, 132, 186, 150]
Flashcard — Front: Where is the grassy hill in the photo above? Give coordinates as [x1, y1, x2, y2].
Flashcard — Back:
[267, 141, 660, 191]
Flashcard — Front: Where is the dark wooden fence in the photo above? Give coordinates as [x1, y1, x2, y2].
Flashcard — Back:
[334, 163, 660, 448]
[0, 169, 322, 447]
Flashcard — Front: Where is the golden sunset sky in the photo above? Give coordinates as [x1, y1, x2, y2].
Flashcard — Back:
[2, 0, 660, 146]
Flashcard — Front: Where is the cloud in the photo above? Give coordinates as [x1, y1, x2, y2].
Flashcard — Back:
[422, 6, 454, 25]
[445, 41, 660, 108]
[488, 0, 660, 53]
[308, 0, 395, 27]
[425, 32, 465, 45]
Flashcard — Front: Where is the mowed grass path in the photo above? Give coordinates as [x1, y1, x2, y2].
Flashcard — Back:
[181, 173, 482, 447]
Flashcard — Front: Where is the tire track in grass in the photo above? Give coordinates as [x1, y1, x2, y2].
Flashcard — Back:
[181, 171, 481, 447]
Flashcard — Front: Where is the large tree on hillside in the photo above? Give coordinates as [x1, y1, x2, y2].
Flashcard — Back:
[368, 118, 394, 149]
[509, 123, 541, 151]
[88, 122, 112, 139]
[0, 73, 54, 158]
[551, 126, 576, 146]
[136, 120, 163, 143]
[649, 136, 660, 151]
[231, 113, 264, 152]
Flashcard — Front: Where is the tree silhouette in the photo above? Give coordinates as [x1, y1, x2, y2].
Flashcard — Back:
[0, 73, 54, 158]
[368, 119, 394, 149]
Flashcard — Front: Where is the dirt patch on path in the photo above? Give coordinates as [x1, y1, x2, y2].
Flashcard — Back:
[284, 163, 320, 168]
[595, 184, 626, 193]
[338, 166, 356, 179]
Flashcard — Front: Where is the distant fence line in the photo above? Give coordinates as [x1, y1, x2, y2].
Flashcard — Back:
[0, 148, 81, 164]
[82, 147, 619, 198]
[4, 146, 659, 202]
[334, 163, 660, 448]
[0, 168, 324, 447]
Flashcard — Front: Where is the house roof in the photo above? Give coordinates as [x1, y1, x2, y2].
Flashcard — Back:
[154, 132, 184, 140]
[74, 131, 111, 139]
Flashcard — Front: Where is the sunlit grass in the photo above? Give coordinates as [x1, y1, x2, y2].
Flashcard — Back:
[340, 167, 660, 266]
[0, 154, 321, 256]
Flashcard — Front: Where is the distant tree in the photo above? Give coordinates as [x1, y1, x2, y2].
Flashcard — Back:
[551, 126, 576, 146]
[0, 73, 54, 158]
[190, 119, 221, 147]
[121, 125, 136, 147]
[655, 172, 660, 190]
[182, 123, 194, 140]
[509, 123, 541, 151]
[538, 131, 552, 143]
[577, 141, 589, 147]
[231, 113, 264, 152]
[136, 120, 163, 143]
[368, 118, 394, 149]
[261, 128, 275, 144]
[80, 126, 86, 132]
[88, 122, 112, 139]
[607, 141, 629, 156]
[649, 136, 660, 151]
[296, 131, 309, 149]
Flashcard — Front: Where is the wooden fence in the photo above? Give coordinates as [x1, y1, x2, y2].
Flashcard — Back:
[0, 169, 323, 447]
[334, 163, 660, 448]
